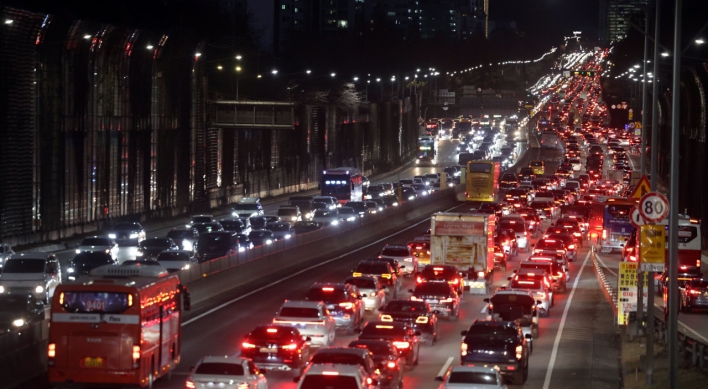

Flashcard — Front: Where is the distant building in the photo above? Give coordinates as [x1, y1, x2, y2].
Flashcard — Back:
[599, 0, 649, 42]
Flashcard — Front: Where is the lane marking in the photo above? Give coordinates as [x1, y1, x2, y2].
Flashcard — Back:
[651, 302, 708, 344]
[436, 357, 455, 378]
[183, 203, 462, 326]
[542, 249, 591, 389]
[480, 304, 489, 314]
[593, 254, 617, 276]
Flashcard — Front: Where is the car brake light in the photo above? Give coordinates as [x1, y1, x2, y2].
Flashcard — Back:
[48, 343, 56, 359]
[416, 277, 423, 283]
[461, 342, 468, 356]
[381, 273, 391, 279]
[281, 343, 298, 350]
[322, 371, 340, 375]
[381, 314, 393, 322]
[698, 259, 702, 268]
[690, 290, 700, 295]
[132, 345, 141, 368]
[267, 328, 278, 333]
[451, 278, 459, 285]
[339, 302, 353, 310]
[242, 342, 257, 349]
[416, 316, 429, 324]
[393, 341, 410, 349]
[629, 255, 637, 262]
[387, 361, 397, 369]
[186, 380, 196, 389]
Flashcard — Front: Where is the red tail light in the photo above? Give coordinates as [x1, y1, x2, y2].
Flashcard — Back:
[281, 343, 298, 350]
[392, 341, 410, 349]
[416, 277, 423, 283]
[690, 290, 700, 295]
[132, 345, 141, 368]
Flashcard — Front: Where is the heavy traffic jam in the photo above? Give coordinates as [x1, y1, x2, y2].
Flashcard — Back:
[1, 49, 703, 389]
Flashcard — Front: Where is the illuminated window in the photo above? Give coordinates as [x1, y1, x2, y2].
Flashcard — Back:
[338, 20, 348, 28]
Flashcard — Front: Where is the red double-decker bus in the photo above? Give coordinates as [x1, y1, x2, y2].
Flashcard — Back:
[47, 265, 191, 388]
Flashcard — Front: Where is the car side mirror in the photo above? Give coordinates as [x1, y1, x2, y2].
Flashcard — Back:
[435, 376, 444, 382]
[305, 336, 312, 342]
[433, 310, 440, 314]
[293, 377, 301, 383]
[190, 366, 195, 372]
[525, 334, 533, 339]
[507, 277, 512, 281]
[460, 330, 468, 336]
[483, 298, 490, 303]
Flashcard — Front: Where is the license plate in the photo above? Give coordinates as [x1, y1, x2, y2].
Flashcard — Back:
[427, 299, 438, 304]
[84, 357, 103, 367]
[260, 348, 278, 353]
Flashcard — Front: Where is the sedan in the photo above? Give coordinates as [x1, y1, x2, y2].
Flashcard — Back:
[411, 184, 429, 197]
[136, 238, 180, 260]
[185, 356, 267, 389]
[356, 321, 421, 366]
[75, 236, 119, 260]
[156, 250, 197, 272]
[265, 221, 295, 240]
[108, 222, 145, 246]
[67, 252, 117, 281]
[348, 339, 404, 389]
[248, 229, 276, 246]
[312, 209, 342, 226]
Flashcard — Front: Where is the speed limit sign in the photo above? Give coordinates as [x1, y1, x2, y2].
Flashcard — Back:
[629, 206, 646, 228]
[638, 192, 669, 222]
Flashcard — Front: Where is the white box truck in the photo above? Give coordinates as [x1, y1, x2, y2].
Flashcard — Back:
[430, 212, 496, 294]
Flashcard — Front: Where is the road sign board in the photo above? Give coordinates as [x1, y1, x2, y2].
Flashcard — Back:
[638, 192, 669, 222]
[630, 206, 646, 228]
[630, 175, 651, 199]
[617, 262, 648, 325]
[640, 224, 666, 272]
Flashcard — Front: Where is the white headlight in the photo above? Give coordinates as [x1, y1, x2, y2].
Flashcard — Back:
[292, 217, 297, 221]
[238, 247, 246, 252]
[75, 249, 81, 254]
[0, 286, 4, 293]
[285, 234, 292, 239]
[232, 211, 238, 217]
[393, 202, 399, 206]
[12, 319, 24, 327]
[347, 217, 355, 221]
[35, 285, 44, 294]
[182, 264, 191, 270]
[130, 233, 139, 239]
[331, 220, 339, 225]
[108, 233, 116, 239]
[183, 240, 193, 251]
[67, 268, 75, 273]
[266, 239, 273, 244]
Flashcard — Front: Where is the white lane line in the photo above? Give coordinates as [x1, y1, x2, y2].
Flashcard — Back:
[542, 249, 591, 389]
[183, 203, 462, 326]
[436, 357, 455, 378]
[593, 254, 617, 277]
[651, 302, 708, 344]
[480, 304, 489, 314]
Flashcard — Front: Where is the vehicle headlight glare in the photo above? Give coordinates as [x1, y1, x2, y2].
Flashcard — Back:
[108, 233, 117, 239]
[266, 239, 273, 244]
[183, 240, 193, 251]
[182, 264, 190, 270]
[285, 234, 292, 239]
[331, 220, 339, 225]
[251, 212, 258, 217]
[75, 249, 81, 254]
[12, 319, 24, 327]
[0, 286, 5, 293]
[35, 285, 44, 294]
[129, 233, 139, 239]
[67, 268, 75, 273]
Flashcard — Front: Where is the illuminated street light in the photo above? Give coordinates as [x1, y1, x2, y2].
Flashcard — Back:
[633, 64, 640, 68]
[257, 74, 262, 78]
[271, 70, 278, 75]
[661, 52, 670, 57]
[195, 53, 202, 57]
[236, 55, 242, 60]
[217, 65, 223, 70]
[696, 39, 705, 45]
[147, 45, 154, 50]
[330, 73, 336, 77]
[376, 78, 381, 82]
[236, 66, 242, 72]
[306, 70, 311, 74]
[84, 35, 92, 40]
[4, 19, 13, 24]
[353, 77, 359, 81]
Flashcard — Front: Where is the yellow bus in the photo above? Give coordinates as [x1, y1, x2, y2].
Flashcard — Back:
[465, 161, 501, 202]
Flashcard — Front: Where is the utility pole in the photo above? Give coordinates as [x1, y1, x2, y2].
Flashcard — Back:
[667, 0, 682, 386]
[646, 1, 661, 384]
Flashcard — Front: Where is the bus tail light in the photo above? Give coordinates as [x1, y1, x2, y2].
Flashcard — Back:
[132, 345, 141, 368]
[48, 343, 56, 365]
[698, 260, 702, 268]
[602, 229, 607, 240]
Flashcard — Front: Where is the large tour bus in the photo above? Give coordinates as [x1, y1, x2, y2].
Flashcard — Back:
[48, 266, 191, 388]
[417, 136, 438, 162]
[540, 130, 559, 149]
[627, 215, 702, 273]
[320, 167, 363, 204]
[465, 161, 500, 202]
[589, 197, 635, 253]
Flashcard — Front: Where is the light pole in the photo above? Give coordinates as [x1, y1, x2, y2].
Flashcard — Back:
[366, 80, 370, 102]
[235, 55, 242, 100]
[376, 78, 382, 102]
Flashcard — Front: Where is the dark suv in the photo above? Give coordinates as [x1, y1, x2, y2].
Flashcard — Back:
[408, 282, 460, 321]
[460, 320, 531, 384]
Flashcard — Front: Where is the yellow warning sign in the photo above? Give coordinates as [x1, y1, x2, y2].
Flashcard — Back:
[640, 225, 666, 272]
[635, 121, 643, 129]
[630, 174, 650, 199]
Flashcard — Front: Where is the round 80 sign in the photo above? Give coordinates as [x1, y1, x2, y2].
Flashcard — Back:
[638, 192, 669, 222]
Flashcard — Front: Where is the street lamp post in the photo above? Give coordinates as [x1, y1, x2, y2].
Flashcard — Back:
[235, 65, 242, 100]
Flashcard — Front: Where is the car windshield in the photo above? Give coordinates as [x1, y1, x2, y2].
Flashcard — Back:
[384, 301, 428, 313]
[72, 253, 113, 265]
[314, 210, 334, 217]
[220, 221, 244, 232]
[191, 216, 212, 224]
[300, 375, 358, 389]
[2, 259, 45, 273]
[267, 224, 291, 232]
[198, 234, 231, 248]
[448, 371, 499, 385]
[167, 230, 193, 240]
[278, 209, 298, 216]
[511, 278, 543, 289]
[279, 307, 319, 318]
[355, 263, 390, 274]
[465, 325, 518, 340]
[339, 208, 356, 215]
[0, 295, 31, 311]
[499, 220, 525, 233]
[310, 353, 365, 367]
[381, 248, 409, 257]
[141, 239, 173, 248]
[421, 266, 456, 278]
[61, 292, 130, 314]
[80, 238, 111, 246]
[156, 252, 190, 262]
[194, 362, 244, 376]
[361, 324, 406, 337]
[345, 278, 376, 289]
[537, 239, 564, 250]
[415, 283, 452, 295]
[412, 184, 427, 190]
[193, 224, 222, 233]
[249, 231, 271, 238]
[233, 204, 260, 211]
[113, 223, 140, 231]
[306, 287, 346, 303]
[350, 342, 394, 356]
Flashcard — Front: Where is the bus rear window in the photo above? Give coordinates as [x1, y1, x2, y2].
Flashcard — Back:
[606, 205, 632, 219]
[676, 226, 698, 243]
[61, 292, 130, 314]
[468, 163, 491, 173]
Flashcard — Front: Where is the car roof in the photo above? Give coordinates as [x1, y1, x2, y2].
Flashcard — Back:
[280, 300, 322, 308]
[302, 363, 366, 377]
[448, 365, 501, 374]
[8, 253, 54, 261]
[199, 355, 247, 365]
[314, 347, 370, 357]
